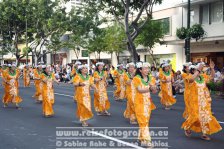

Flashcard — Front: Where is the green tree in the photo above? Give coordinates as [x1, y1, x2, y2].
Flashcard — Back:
[0, 0, 69, 65]
[59, 2, 108, 61]
[29, 0, 69, 65]
[104, 23, 126, 63]
[87, 28, 107, 61]
[0, 0, 37, 65]
[135, 20, 164, 66]
[84, 0, 163, 62]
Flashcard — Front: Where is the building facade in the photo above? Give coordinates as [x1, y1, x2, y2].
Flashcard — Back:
[3, 0, 223, 70]
[139, 0, 224, 71]
[62, 0, 224, 70]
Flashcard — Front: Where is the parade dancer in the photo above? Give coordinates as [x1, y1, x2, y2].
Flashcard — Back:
[2, 63, 22, 109]
[23, 64, 30, 87]
[41, 65, 59, 117]
[71, 61, 82, 102]
[1, 64, 8, 97]
[133, 62, 157, 147]
[73, 64, 98, 127]
[182, 62, 222, 140]
[182, 62, 192, 119]
[113, 64, 126, 101]
[93, 62, 110, 116]
[71, 61, 81, 79]
[33, 64, 43, 103]
[123, 62, 137, 124]
[159, 62, 176, 110]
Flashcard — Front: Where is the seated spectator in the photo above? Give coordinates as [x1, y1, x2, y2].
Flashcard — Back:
[151, 66, 159, 79]
[173, 70, 184, 94]
[214, 69, 222, 82]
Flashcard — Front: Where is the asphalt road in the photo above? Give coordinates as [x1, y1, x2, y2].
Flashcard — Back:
[0, 79, 223, 149]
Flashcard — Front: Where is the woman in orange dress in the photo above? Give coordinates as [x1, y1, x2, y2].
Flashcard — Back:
[148, 73, 157, 111]
[182, 62, 192, 119]
[1, 64, 8, 99]
[182, 62, 222, 140]
[113, 64, 126, 101]
[2, 63, 22, 109]
[71, 61, 81, 78]
[133, 62, 157, 147]
[93, 62, 110, 116]
[123, 62, 137, 124]
[0, 64, 6, 77]
[23, 65, 30, 87]
[73, 64, 98, 127]
[159, 63, 176, 110]
[71, 61, 81, 102]
[41, 65, 59, 117]
[33, 65, 43, 103]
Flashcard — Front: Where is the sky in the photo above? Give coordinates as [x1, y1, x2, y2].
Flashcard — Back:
[153, 0, 184, 11]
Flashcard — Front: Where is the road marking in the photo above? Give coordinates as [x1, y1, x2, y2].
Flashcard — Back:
[54, 91, 114, 98]
[56, 127, 168, 129]
[218, 121, 224, 124]
[54, 93, 73, 98]
[56, 137, 168, 140]
[90, 89, 114, 93]
[56, 92, 224, 126]
[85, 129, 145, 149]
[107, 91, 114, 93]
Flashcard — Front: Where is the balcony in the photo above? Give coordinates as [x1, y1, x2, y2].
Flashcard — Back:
[177, 0, 220, 7]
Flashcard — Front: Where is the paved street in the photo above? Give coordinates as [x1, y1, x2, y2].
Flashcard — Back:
[0, 79, 223, 149]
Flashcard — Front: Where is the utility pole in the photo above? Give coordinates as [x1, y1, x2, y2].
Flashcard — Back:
[25, 15, 28, 64]
[185, 0, 191, 62]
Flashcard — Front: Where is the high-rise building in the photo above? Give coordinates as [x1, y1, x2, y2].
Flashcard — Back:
[65, 0, 83, 13]
[70, 0, 83, 8]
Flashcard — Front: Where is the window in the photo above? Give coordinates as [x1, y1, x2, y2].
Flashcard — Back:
[157, 18, 171, 35]
[190, 10, 195, 24]
[81, 50, 89, 57]
[200, 4, 209, 24]
[211, 1, 223, 23]
[200, 1, 224, 24]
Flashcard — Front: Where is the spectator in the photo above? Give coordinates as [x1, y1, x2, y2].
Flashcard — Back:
[173, 70, 184, 93]
[214, 69, 221, 82]
[151, 66, 159, 79]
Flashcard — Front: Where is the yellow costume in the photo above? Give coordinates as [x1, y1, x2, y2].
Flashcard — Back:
[23, 68, 30, 87]
[182, 73, 192, 119]
[73, 74, 94, 122]
[33, 69, 43, 102]
[110, 69, 115, 78]
[182, 74, 222, 135]
[71, 68, 78, 101]
[149, 75, 157, 110]
[113, 69, 126, 100]
[71, 67, 77, 78]
[133, 75, 154, 143]
[93, 71, 110, 112]
[159, 71, 176, 107]
[2, 69, 22, 104]
[1, 68, 8, 101]
[123, 72, 136, 121]
[41, 73, 55, 116]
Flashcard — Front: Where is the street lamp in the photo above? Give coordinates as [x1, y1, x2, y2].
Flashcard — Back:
[185, 0, 191, 62]
[0, 35, 3, 65]
[25, 10, 28, 64]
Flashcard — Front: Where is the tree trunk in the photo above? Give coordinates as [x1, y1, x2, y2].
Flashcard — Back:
[124, 3, 138, 63]
[116, 52, 119, 64]
[149, 48, 157, 67]
[127, 41, 138, 62]
[98, 51, 101, 61]
[74, 49, 79, 60]
[54, 51, 56, 64]
[34, 53, 38, 66]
